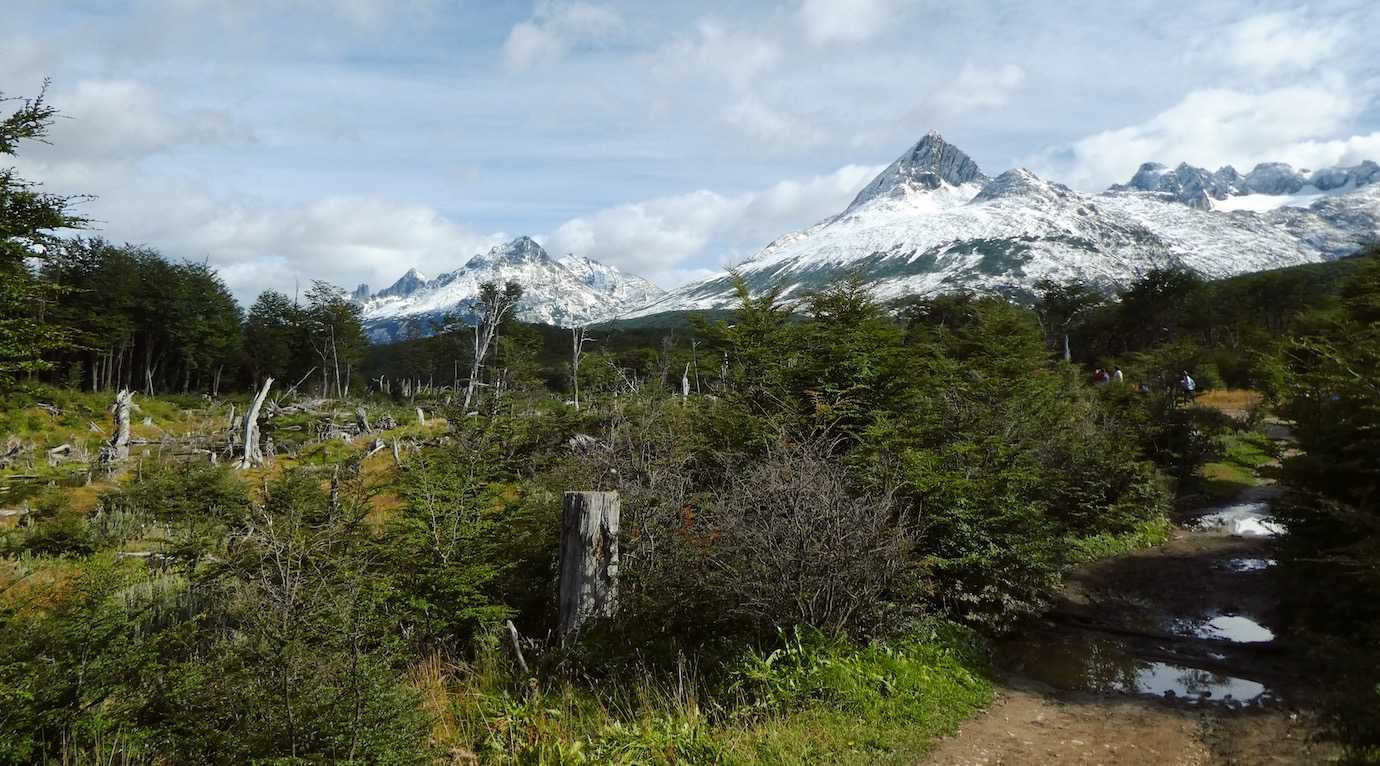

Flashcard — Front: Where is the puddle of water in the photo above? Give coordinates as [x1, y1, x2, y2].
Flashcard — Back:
[1131, 662, 1268, 704]
[1219, 557, 1277, 572]
[1193, 614, 1275, 643]
[1196, 502, 1286, 537]
[999, 633, 1273, 706]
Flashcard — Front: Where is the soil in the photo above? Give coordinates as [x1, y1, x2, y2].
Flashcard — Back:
[924, 479, 1341, 765]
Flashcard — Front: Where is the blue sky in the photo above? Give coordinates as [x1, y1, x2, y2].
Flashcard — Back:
[5, 0, 1379, 304]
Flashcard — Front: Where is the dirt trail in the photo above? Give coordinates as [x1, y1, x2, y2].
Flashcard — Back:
[925, 474, 1338, 764]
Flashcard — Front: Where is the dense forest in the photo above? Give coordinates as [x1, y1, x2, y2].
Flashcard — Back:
[4, 87, 1380, 763]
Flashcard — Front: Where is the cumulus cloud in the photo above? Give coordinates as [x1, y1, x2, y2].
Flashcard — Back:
[503, 1, 624, 71]
[1224, 11, 1349, 77]
[544, 164, 881, 286]
[96, 189, 507, 305]
[722, 96, 825, 151]
[177, 196, 508, 302]
[1029, 83, 1363, 189]
[656, 20, 781, 92]
[797, 0, 901, 45]
[33, 80, 254, 164]
[932, 63, 1026, 115]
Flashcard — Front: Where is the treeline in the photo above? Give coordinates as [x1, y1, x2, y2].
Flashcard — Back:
[1040, 252, 1379, 391]
[21, 237, 379, 397]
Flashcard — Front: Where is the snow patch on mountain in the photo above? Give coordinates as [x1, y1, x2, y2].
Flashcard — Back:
[358, 237, 663, 342]
[627, 134, 1380, 318]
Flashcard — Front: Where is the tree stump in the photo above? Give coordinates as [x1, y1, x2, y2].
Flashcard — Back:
[237, 378, 273, 469]
[558, 491, 620, 636]
[97, 389, 133, 469]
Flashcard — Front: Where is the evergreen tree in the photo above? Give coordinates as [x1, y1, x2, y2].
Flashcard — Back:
[0, 85, 87, 384]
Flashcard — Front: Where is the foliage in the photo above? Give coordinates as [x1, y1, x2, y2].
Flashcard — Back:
[1270, 253, 1380, 759]
[0, 84, 87, 383]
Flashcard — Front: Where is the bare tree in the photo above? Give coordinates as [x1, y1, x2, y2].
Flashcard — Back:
[462, 281, 522, 412]
[570, 325, 595, 410]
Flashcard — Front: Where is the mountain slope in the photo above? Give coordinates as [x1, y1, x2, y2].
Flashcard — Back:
[629, 134, 1380, 317]
[358, 237, 663, 342]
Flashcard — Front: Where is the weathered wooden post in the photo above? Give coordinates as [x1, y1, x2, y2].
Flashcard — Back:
[558, 491, 619, 636]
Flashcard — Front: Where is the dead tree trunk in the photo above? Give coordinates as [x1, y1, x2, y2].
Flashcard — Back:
[237, 377, 274, 470]
[97, 389, 133, 468]
[558, 491, 619, 636]
[355, 406, 371, 435]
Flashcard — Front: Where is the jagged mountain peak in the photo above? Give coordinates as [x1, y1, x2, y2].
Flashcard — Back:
[375, 266, 431, 300]
[974, 168, 1073, 203]
[468, 235, 552, 267]
[846, 131, 988, 211]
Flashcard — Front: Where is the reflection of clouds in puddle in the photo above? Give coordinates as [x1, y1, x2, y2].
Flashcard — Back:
[1198, 614, 1274, 643]
[1196, 502, 1285, 537]
[1170, 613, 1275, 643]
[1000, 634, 1273, 706]
[1220, 557, 1277, 572]
[1123, 662, 1268, 704]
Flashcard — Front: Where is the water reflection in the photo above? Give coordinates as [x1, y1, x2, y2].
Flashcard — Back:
[1196, 502, 1286, 537]
[999, 632, 1272, 705]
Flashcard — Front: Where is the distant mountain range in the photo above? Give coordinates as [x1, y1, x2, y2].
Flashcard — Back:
[356, 132, 1380, 339]
[627, 132, 1380, 318]
[354, 236, 662, 342]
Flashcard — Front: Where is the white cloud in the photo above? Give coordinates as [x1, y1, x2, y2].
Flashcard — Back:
[1030, 83, 1363, 189]
[656, 20, 781, 92]
[933, 64, 1026, 114]
[544, 163, 881, 286]
[34, 80, 254, 164]
[169, 195, 508, 304]
[798, 0, 900, 45]
[503, 1, 624, 71]
[1225, 11, 1348, 77]
[722, 96, 824, 150]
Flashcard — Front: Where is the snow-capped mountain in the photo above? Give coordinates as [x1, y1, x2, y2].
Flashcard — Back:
[1111, 159, 1380, 211]
[357, 236, 663, 342]
[629, 133, 1380, 317]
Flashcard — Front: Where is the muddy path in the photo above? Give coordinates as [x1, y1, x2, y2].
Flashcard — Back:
[925, 478, 1339, 764]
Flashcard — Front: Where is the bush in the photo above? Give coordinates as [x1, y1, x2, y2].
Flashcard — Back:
[698, 441, 916, 638]
[3, 487, 100, 557]
[105, 461, 247, 526]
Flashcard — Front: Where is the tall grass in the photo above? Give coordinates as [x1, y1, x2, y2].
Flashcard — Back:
[423, 622, 992, 765]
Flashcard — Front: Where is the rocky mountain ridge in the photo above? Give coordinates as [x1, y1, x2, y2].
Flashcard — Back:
[356, 236, 663, 342]
[627, 133, 1380, 318]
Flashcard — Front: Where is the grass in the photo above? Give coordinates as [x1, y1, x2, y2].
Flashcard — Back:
[1195, 388, 1264, 418]
[1192, 428, 1279, 503]
[1067, 515, 1174, 564]
[425, 623, 994, 765]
